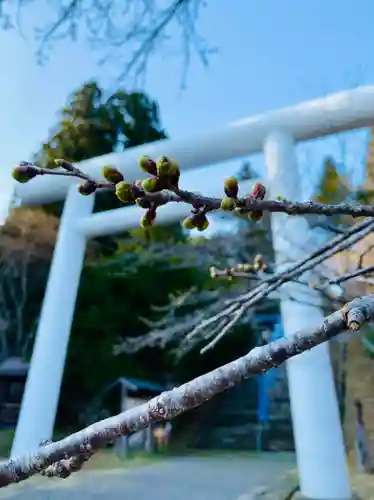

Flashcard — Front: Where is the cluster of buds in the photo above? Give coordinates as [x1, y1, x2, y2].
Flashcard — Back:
[235, 255, 268, 273]
[220, 177, 267, 222]
[101, 155, 180, 228]
[137, 155, 180, 228]
[99, 165, 136, 202]
[209, 254, 268, 280]
[182, 211, 210, 232]
[138, 155, 180, 192]
[11, 156, 268, 234]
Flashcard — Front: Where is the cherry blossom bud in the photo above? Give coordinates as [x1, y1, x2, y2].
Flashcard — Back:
[195, 214, 209, 232]
[138, 155, 157, 176]
[115, 181, 134, 203]
[253, 254, 264, 270]
[102, 165, 124, 184]
[78, 181, 96, 195]
[142, 177, 159, 192]
[140, 209, 156, 228]
[224, 177, 239, 198]
[249, 210, 263, 222]
[221, 197, 235, 211]
[156, 156, 173, 177]
[12, 164, 38, 183]
[183, 216, 196, 230]
[251, 182, 266, 200]
[168, 160, 180, 188]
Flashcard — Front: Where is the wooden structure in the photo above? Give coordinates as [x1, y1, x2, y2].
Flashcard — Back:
[91, 376, 165, 455]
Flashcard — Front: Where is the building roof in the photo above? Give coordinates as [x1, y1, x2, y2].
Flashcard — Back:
[100, 376, 165, 396]
[122, 376, 165, 393]
[0, 357, 29, 376]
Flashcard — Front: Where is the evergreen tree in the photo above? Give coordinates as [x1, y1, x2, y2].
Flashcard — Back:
[35, 81, 167, 215]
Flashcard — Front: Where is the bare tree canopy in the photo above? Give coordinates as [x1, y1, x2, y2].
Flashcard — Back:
[2, 0, 214, 84]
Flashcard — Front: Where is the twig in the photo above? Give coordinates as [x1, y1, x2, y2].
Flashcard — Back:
[317, 266, 374, 289]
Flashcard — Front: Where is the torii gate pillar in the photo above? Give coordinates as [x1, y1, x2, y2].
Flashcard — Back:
[10, 186, 95, 458]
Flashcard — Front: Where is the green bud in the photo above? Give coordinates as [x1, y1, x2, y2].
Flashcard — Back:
[115, 181, 134, 203]
[156, 156, 173, 177]
[12, 164, 38, 183]
[182, 217, 196, 230]
[140, 216, 152, 229]
[249, 210, 263, 222]
[138, 155, 157, 176]
[197, 220, 209, 231]
[196, 215, 209, 232]
[224, 177, 239, 198]
[220, 197, 235, 211]
[234, 207, 245, 216]
[142, 177, 159, 192]
[209, 266, 217, 278]
[102, 165, 124, 184]
[168, 159, 180, 187]
[253, 254, 264, 270]
[78, 181, 96, 195]
[140, 209, 156, 229]
[140, 215, 154, 229]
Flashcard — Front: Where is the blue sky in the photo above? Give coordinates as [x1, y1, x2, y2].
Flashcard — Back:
[1, 0, 374, 222]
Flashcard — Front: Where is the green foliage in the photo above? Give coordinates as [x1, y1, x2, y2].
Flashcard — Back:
[59, 250, 205, 426]
[355, 188, 374, 205]
[315, 157, 351, 205]
[314, 157, 352, 226]
[34, 81, 167, 216]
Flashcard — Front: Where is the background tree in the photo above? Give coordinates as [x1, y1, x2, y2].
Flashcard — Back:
[35, 81, 167, 216]
[0, 208, 60, 361]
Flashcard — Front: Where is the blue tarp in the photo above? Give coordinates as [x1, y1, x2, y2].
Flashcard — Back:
[256, 322, 284, 424]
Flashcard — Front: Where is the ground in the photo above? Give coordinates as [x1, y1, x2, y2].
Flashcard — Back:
[0, 452, 297, 500]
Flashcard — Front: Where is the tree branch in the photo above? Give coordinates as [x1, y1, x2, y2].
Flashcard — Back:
[1, 295, 374, 487]
[12, 159, 374, 219]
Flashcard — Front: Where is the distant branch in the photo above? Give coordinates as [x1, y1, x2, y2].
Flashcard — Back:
[7, 0, 212, 85]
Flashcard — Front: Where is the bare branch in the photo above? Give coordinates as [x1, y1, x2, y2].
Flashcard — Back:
[1, 295, 373, 487]
[6, 0, 212, 85]
[12, 160, 374, 220]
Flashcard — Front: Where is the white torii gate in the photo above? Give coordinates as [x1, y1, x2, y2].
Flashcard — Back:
[10, 85, 374, 500]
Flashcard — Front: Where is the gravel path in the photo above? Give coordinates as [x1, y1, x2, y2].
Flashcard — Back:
[0, 453, 296, 500]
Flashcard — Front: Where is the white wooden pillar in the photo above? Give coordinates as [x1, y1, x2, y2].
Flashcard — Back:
[263, 130, 351, 499]
[11, 185, 94, 458]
